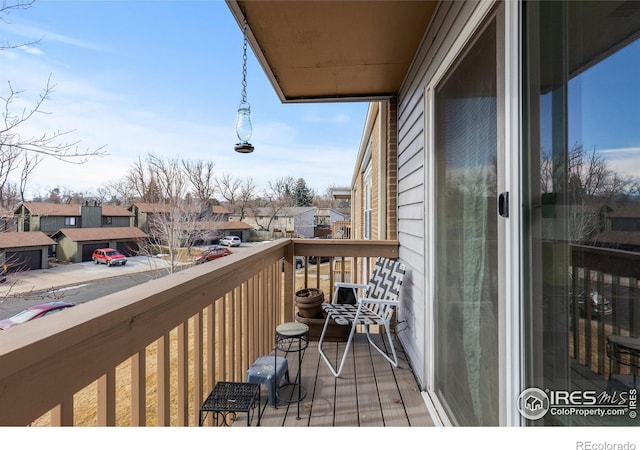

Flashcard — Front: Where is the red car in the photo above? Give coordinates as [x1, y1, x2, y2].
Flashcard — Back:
[0, 301, 76, 330]
[92, 248, 128, 266]
[193, 246, 232, 264]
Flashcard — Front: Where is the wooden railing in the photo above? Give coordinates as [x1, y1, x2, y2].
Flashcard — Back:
[0, 238, 398, 426]
[570, 244, 640, 379]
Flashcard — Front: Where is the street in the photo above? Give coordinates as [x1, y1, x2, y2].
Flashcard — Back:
[0, 243, 265, 321]
[0, 269, 168, 320]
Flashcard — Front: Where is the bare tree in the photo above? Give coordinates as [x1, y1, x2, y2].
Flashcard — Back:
[215, 172, 241, 205]
[541, 144, 638, 241]
[1, 1, 38, 51]
[215, 173, 256, 220]
[96, 179, 136, 205]
[130, 154, 222, 272]
[237, 177, 256, 221]
[1, 2, 105, 205]
[182, 159, 215, 203]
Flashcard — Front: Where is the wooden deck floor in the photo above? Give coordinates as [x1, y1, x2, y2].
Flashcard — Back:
[232, 333, 434, 427]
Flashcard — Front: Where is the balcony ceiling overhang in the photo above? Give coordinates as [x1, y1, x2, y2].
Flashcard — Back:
[226, 1, 438, 103]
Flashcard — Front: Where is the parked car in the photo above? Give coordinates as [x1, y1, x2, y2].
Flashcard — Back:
[572, 289, 613, 318]
[219, 236, 241, 247]
[0, 301, 76, 330]
[568, 271, 612, 318]
[92, 248, 128, 266]
[193, 246, 232, 264]
[309, 255, 331, 265]
[281, 256, 305, 271]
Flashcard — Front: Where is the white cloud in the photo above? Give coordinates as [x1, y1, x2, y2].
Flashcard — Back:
[3, 20, 365, 201]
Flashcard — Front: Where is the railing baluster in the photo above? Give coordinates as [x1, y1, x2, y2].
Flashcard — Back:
[596, 271, 605, 375]
[177, 320, 188, 426]
[193, 312, 203, 426]
[131, 350, 146, 426]
[51, 397, 73, 426]
[205, 304, 214, 427]
[97, 368, 116, 426]
[157, 333, 170, 426]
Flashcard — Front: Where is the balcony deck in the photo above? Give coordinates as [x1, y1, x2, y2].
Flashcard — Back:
[0, 239, 435, 427]
[228, 334, 434, 427]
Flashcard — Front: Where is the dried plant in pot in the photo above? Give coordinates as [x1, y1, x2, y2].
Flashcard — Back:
[294, 288, 324, 319]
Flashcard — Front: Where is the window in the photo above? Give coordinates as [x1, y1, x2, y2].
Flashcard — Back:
[363, 165, 372, 240]
[103, 217, 113, 225]
[64, 217, 76, 226]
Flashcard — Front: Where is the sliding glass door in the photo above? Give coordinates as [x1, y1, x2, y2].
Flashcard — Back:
[433, 6, 503, 426]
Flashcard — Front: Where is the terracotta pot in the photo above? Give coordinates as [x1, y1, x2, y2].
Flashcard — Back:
[295, 288, 324, 318]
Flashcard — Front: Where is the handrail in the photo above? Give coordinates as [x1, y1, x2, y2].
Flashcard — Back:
[0, 238, 400, 426]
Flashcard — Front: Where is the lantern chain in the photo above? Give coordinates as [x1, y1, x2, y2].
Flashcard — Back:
[240, 17, 249, 106]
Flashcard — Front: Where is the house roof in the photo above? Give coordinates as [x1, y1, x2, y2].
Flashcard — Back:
[52, 227, 147, 242]
[249, 207, 316, 218]
[0, 231, 56, 249]
[130, 202, 230, 215]
[607, 204, 640, 219]
[592, 231, 640, 247]
[227, 1, 438, 102]
[193, 221, 252, 231]
[129, 202, 172, 214]
[17, 202, 133, 217]
[214, 221, 252, 231]
[330, 187, 351, 200]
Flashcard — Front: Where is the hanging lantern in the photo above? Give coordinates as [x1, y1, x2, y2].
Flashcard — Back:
[234, 16, 254, 154]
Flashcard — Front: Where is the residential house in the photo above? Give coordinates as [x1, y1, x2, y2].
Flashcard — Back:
[233, 206, 345, 238]
[192, 220, 253, 244]
[592, 203, 640, 251]
[229, 0, 640, 426]
[234, 206, 316, 237]
[0, 231, 56, 271]
[330, 187, 352, 239]
[313, 208, 346, 238]
[14, 202, 143, 262]
[128, 202, 231, 233]
[15, 202, 133, 235]
[52, 227, 148, 263]
[128, 202, 249, 244]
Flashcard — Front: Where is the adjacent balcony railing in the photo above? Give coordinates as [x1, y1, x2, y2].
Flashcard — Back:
[570, 244, 640, 381]
[0, 238, 398, 426]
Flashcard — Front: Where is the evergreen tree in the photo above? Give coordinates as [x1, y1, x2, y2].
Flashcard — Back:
[293, 178, 314, 206]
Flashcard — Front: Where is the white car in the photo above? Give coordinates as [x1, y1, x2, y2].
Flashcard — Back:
[219, 236, 241, 247]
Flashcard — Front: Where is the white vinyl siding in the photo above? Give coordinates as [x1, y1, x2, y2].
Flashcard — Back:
[395, 0, 487, 391]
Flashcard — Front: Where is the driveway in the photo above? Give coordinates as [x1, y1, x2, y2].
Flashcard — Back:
[0, 256, 181, 297]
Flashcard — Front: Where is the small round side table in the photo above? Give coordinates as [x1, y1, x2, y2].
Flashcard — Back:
[275, 321, 309, 419]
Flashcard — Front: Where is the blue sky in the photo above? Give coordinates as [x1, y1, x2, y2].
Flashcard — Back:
[0, 0, 368, 199]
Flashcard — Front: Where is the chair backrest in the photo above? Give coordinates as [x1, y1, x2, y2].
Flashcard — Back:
[364, 257, 406, 319]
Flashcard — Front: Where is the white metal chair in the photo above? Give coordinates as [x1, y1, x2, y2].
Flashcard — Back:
[318, 257, 406, 377]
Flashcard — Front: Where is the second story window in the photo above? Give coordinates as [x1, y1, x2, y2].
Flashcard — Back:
[363, 165, 372, 240]
[65, 217, 76, 226]
[103, 217, 113, 225]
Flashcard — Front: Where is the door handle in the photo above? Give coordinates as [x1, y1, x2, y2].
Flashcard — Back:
[498, 192, 509, 218]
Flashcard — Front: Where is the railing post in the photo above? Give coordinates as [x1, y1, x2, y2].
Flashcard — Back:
[284, 242, 295, 322]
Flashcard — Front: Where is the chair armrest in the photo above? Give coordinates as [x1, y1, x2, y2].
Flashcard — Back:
[334, 282, 367, 290]
[358, 297, 399, 307]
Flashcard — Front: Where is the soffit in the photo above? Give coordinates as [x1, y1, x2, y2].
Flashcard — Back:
[227, 1, 438, 102]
